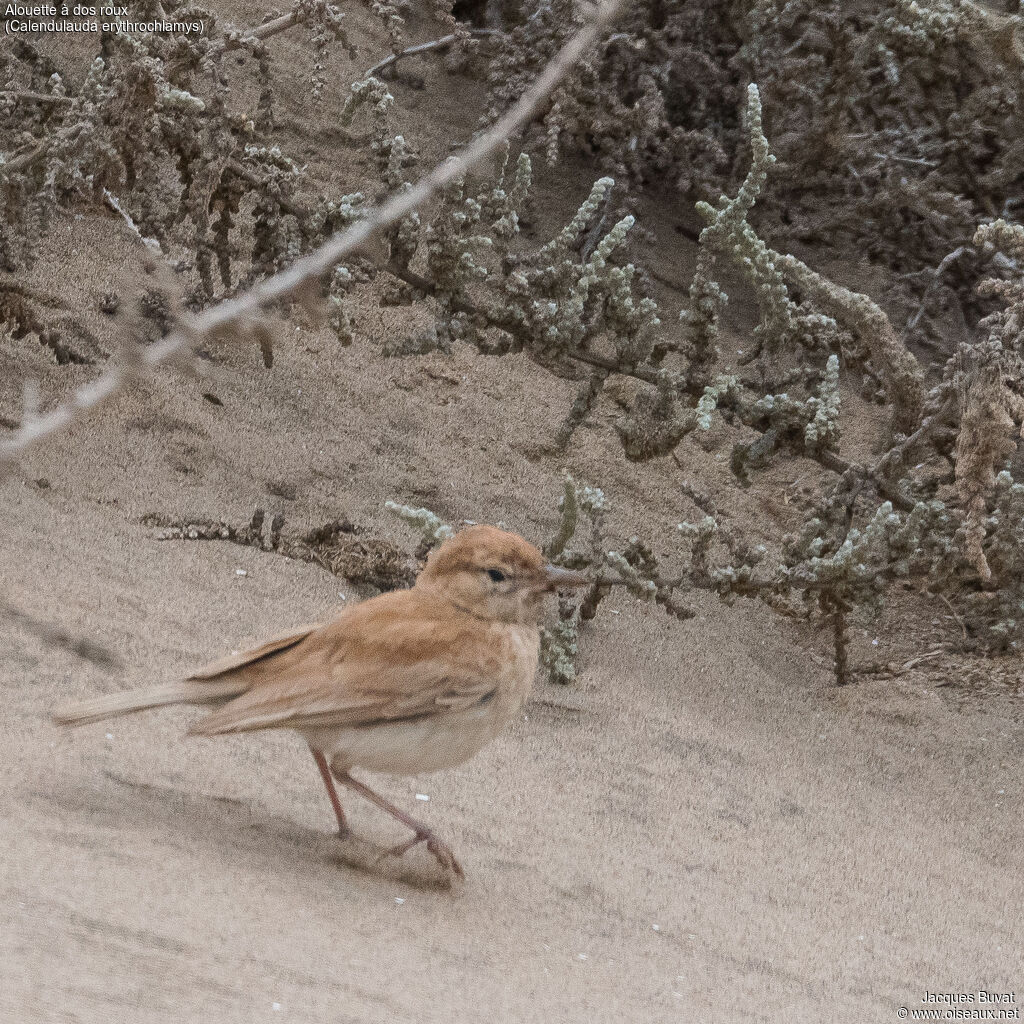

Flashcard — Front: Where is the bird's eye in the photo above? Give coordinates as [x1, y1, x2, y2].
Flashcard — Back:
[486, 568, 507, 583]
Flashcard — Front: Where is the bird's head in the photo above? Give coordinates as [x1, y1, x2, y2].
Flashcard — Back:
[416, 525, 590, 624]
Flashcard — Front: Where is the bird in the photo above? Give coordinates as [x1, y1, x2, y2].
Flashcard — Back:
[53, 525, 590, 877]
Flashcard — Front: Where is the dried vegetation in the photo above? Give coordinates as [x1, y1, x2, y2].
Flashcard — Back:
[2, 0, 1023, 684]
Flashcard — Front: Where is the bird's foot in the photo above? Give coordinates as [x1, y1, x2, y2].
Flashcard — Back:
[384, 829, 464, 878]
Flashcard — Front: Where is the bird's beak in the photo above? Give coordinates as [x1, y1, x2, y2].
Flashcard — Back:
[541, 564, 591, 591]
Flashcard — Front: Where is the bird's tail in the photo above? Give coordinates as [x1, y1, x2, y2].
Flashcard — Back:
[53, 678, 249, 727]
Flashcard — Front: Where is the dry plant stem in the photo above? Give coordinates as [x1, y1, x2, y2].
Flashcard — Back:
[777, 253, 926, 433]
[937, 593, 969, 644]
[225, 160, 305, 219]
[872, 392, 957, 480]
[361, 29, 497, 80]
[904, 246, 972, 338]
[853, 650, 945, 679]
[0, 10, 304, 175]
[811, 389, 956, 515]
[0, 91, 73, 105]
[742, 390, 950, 522]
[579, 581, 612, 621]
[0, 0, 625, 478]
[823, 592, 850, 686]
[103, 189, 159, 251]
[226, 10, 298, 48]
[1, 143, 49, 177]
[386, 262, 663, 384]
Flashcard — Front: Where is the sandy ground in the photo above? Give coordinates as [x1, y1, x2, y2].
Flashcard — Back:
[3, 8, 1024, 1022]
[3, 228, 1022, 1018]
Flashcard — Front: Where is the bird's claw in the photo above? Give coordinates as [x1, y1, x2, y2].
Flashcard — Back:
[425, 836, 464, 878]
[382, 830, 464, 878]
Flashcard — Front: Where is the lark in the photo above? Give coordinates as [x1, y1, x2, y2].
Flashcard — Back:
[54, 526, 589, 877]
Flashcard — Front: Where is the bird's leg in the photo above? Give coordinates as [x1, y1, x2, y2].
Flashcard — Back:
[310, 748, 350, 838]
[333, 769, 464, 878]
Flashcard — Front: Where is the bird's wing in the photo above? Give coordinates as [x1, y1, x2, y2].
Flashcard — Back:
[189, 590, 502, 736]
[187, 622, 323, 680]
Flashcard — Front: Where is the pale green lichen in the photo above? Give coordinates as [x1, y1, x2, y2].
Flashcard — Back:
[605, 550, 657, 600]
[804, 355, 842, 450]
[696, 375, 740, 431]
[540, 609, 581, 686]
[384, 501, 455, 547]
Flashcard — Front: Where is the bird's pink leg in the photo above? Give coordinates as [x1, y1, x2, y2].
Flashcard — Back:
[333, 769, 464, 878]
[310, 748, 350, 838]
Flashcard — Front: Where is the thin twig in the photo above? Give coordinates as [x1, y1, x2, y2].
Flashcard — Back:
[871, 151, 939, 168]
[0, 10, 305, 178]
[870, 390, 957, 481]
[853, 649, 946, 679]
[385, 260, 664, 384]
[103, 189, 163, 253]
[224, 159, 307, 219]
[361, 29, 498, 80]
[0, 91, 73, 105]
[824, 591, 850, 685]
[902, 245, 972, 339]
[0, 143, 49, 177]
[937, 593, 969, 644]
[224, 10, 298, 49]
[578, 185, 613, 261]
[0, 0, 625, 477]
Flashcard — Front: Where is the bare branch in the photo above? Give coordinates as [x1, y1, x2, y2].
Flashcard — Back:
[383, 260, 665, 384]
[0, 91, 73, 106]
[224, 10, 298, 49]
[902, 245, 973, 339]
[361, 29, 498, 81]
[0, 143, 49, 177]
[102, 189, 162, 254]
